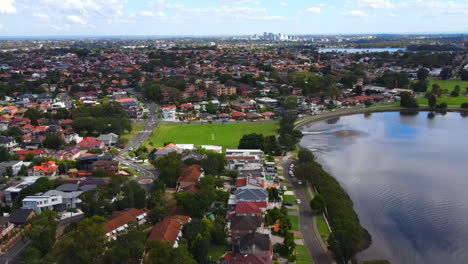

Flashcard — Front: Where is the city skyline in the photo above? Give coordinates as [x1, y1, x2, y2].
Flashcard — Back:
[0, 0, 467, 36]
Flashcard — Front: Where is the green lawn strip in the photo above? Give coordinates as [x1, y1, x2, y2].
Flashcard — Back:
[296, 261, 314, 264]
[148, 122, 279, 150]
[207, 245, 230, 261]
[282, 195, 296, 204]
[287, 215, 299, 231]
[123, 167, 143, 177]
[316, 215, 331, 244]
[287, 208, 297, 213]
[305, 189, 313, 202]
[121, 124, 144, 142]
[295, 245, 313, 262]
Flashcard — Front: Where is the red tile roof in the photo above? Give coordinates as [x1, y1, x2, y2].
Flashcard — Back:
[148, 215, 190, 243]
[104, 209, 146, 233]
[78, 137, 103, 148]
[235, 202, 263, 215]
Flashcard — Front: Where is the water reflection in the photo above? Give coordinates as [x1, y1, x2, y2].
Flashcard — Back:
[299, 112, 468, 264]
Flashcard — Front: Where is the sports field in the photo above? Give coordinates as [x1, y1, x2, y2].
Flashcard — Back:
[147, 122, 279, 150]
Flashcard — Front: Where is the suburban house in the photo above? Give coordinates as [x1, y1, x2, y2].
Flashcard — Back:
[96, 133, 119, 147]
[51, 148, 82, 161]
[176, 165, 204, 193]
[200, 145, 223, 153]
[28, 161, 59, 177]
[0, 160, 24, 176]
[162, 106, 177, 121]
[236, 177, 266, 190]
[153, 144, 183, 159]
[229, 215, 264, 242]
[7, 209, 35, 226]
[0, 136, 17, 150]
[230, 189, 268, 207]
[22, 195, 63, 214]
[227, 253, 272, 264]
[234, 202, 267, 217]
[4, 177, 40, 206]
[148, 215, 191, 248]
[104, 209, 147, 241]
[237, 232, 272, 256]
[91, 160, 119, 177]
[78, 137, 104, 150]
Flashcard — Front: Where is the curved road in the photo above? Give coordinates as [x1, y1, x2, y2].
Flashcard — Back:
[282, 160, 335, 264]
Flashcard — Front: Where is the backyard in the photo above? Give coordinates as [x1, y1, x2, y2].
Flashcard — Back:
[146, 122, 279, 150]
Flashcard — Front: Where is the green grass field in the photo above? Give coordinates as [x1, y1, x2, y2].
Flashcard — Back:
[207, 245, 229, 261]
[316, 215, 331, 244]
[287, 215, 299, 231]
[427, 79, 468, 94]
[295, 245, 314, 263]
[147, 122, 279, 150]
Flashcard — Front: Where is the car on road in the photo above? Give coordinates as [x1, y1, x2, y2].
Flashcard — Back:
[285, 202, 293, 206]
[298, 180, 303, 185]
[296, 199, 302, 204]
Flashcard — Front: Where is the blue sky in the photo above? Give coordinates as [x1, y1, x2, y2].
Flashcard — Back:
[0, 0, 467, 36]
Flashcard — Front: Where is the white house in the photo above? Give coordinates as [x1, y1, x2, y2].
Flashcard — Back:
[22, 195, 63, 214]
[162, 106, 177, 121]
[200, 145, 223, 153]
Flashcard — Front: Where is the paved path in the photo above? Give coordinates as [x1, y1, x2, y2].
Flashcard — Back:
[281, 160, 335, 264]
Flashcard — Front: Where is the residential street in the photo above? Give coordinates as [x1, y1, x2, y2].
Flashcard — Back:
[282, 160, 335, 264]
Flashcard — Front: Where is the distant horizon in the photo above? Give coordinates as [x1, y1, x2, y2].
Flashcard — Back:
[0, 32, 467, 41]
[1, 0, 467, 37]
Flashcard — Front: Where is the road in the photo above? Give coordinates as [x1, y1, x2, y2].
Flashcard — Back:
[117, 102, 159, 182]
[0, 239, 30, 264]
[282, 160, 335, 264]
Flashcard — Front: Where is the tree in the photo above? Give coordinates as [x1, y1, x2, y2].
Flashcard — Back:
[294, 162, 318, 183]
[298, 148, 316, 163]
[57, 216, 107, 264]
[103, 223, 146, 264]
[0, 146, 11, 162]
[143, 83, 163, 102]
[283, 97, 297, 110]
[152, 152, 183, 187]
[399, 92, 419, 108]
[431, 84, 442, 97]
[21, 246, 42, 264]
[27, 210, 59, 256]
[116, 181, 147, 209]
[202, 152, 225, 176]
[310, 194, 326, 214]
[145, 241, 196, 264]
[24, 108, 43, 126]
[263, 135, 281, 156]
[451, 85, 460, 97]
[238, 133, 264, 150]
[461, 103, 468, 109]
[417, 68, 429, 81]
[80, 188, 113, 217]
[364, 100, 373, 107]
[355, 86, 363, 95]
[205, 102, 217, 114]
[428, 93, 437, 111]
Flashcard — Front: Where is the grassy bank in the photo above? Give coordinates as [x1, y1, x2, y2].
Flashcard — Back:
[147, 122, 279, 150]
[121, 124, 144, 142]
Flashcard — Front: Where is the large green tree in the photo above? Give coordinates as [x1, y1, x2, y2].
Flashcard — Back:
[152, 152, 183, 187]
[145, 241, 196, 264]
[238, 133, 264, 150]
[27, 210, 60, 256]
[103, 224, 146, 264]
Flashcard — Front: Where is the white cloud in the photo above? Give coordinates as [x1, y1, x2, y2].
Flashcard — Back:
[218, 0, 257, 4]
[280, 2, 287, 7]
[0, 0, 16, 14]
[140, 11, 153, 17]
[156, 11, 166, 17]
[66, 15, 86, 25]
[319, 3, 326, 7]
[347, 10, 368, 17]
[359, 0, 393, 9]
[33, 13, 49, 19]
[306, 7, 321, 14]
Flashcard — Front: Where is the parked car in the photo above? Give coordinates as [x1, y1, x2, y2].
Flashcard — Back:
[298, 180, 303, 185]
[285, 202, 293, 206]
[296, 199, 302, 204]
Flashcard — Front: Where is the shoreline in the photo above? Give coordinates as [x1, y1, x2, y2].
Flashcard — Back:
[295, 106, 467, 129]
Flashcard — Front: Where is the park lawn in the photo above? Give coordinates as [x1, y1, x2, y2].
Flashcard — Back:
[283, 195, 296, 204]
[207, 245, 230, 261]
[316, 215, 331, 244]
[148, 122, 279, 150]
[427, 79, 468, 94]
[121, 124, 144, 142]
[295, 245, 313, 263]
[417, 96, 468, 106]
[287, 215, 299, 231]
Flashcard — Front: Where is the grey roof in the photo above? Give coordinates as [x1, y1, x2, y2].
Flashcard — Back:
[231, 215, 262, 231]
[155, 148, 177, 157]
[9, 209, 34, 225]
[235, 189, 268, 202]
[181, 152, 205, 161]
[0, 161, 22, 167]
[96, 133, 118, 142]
[238, 169, 264, 178]
[239, 232, 271, 251]
[43, 190, 83, 199]
[79, 184, 97, 192]
[0, 136, 14, 144]
[56, 183, 80, 192]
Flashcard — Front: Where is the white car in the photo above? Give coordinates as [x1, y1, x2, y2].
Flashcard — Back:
[298, 180, 303, 185]
[296, 199, 302, 204]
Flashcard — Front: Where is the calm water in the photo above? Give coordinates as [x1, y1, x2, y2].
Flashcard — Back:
[319, 48, 406, 53]
[299, 112, 468, 264]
